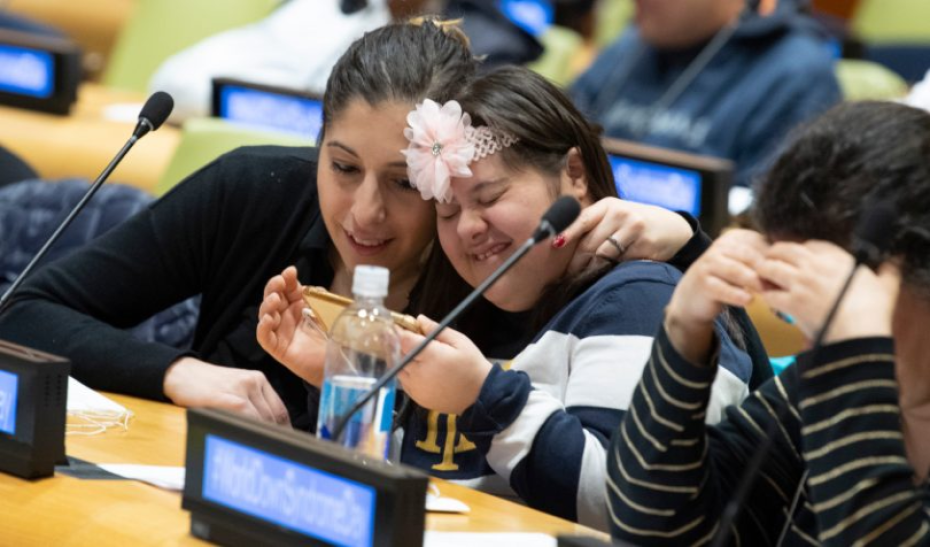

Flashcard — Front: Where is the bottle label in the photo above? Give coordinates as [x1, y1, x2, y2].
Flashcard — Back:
[318, 375, 396, 460]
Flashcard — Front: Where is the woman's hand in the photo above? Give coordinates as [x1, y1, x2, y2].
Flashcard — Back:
[758, 241, 900, 343]
[397, 315, 493, 415]
[664, 229, 769, 365]
[560, 198, 694, 275]
[256, 266, 328, 387]
[163, 357, 291, 426]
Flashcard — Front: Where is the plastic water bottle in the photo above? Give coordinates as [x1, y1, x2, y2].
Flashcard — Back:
[316, 266, 400, 460]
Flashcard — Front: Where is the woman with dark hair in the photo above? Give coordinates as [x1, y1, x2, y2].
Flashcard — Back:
[0, 20, 478, 429]
[609, 101, 930, 545]
[389, 66, 754, 529]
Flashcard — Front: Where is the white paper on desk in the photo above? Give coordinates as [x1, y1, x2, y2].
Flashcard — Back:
[97, 464, 186, 491]
[426, 493, 470, 513]
[424, 532, 556, 547]
[102, 102, 145, 122]
[67, 377, 133, 434]
[67, 376, 129, 414]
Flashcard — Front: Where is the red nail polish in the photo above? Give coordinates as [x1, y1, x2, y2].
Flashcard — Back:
[552, 234, 567, 249]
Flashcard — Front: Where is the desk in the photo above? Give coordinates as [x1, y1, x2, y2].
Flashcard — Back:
[0, 394, 607, 545]
[0, 84, 179, 193]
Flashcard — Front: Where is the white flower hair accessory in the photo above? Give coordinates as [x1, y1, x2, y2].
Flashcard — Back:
[401, 99, 518, 203]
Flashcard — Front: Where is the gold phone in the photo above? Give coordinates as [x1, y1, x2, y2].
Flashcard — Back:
[301, 286, 422, 334]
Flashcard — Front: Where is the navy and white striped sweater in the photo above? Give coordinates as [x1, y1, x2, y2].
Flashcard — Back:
[399, 260, 753, 530]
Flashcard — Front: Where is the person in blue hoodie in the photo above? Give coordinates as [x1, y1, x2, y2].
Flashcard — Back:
[571, 0, 842, 189]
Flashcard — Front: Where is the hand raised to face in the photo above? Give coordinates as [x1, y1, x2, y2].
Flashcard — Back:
[664, 229, 768, 365]
[757, 241, 900, 344]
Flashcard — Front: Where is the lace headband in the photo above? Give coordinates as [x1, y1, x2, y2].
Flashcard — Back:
[401, 99, 518, 203]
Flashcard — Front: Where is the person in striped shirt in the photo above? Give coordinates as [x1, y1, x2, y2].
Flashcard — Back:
[608, 100, 930, 545]
[394, 65, 755, 530]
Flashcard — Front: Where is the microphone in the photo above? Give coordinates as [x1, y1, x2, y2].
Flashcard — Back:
[0, 92, 174, 315]
[133, 91, 174, 139]
[532, 195, 583, 243]
[710, 201, 897, 547]
[330, 196, 582, 443]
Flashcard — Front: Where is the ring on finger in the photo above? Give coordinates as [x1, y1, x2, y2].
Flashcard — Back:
[607, 236, 627, 256]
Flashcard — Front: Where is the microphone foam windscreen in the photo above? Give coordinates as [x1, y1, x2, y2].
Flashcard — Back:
[544, 196, 582, 234]
[854, 201, 897, 264]
[856, 201, 897, 248]
[139, 91, 174, 131]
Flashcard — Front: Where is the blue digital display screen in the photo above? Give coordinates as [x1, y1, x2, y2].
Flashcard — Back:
[0, 370, 19, 436]
[219, 85, 323, 138]
[498, 0, 553, 37]
[609, 155, 703, 217]
[202, 434, 376, 547]
[0, 44, 54, 99]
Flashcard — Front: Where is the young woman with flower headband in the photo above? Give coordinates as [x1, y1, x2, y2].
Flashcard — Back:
[253, 23, 754, 406]
[393, 66, 755, 529]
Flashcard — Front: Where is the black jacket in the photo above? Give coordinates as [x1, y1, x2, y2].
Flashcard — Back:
[0, 146, 327, 427]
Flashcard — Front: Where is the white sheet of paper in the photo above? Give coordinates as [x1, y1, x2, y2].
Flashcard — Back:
[96, 464, 185, 491]
[426, 493, 470, 513]
[102, 103, 145, 123]
[424, 532, 556, 547]
[67, 376, 128, 414]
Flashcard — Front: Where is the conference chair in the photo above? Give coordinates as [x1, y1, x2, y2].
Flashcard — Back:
[835, 59, 909, 101]
[851, 0, 930, 82]
[154, 117, 314, 196]
[528, 26, 584, 86]
[852, 0, 930, 44]
[103, 0, 280, 93]
[593, 0, 634, 48]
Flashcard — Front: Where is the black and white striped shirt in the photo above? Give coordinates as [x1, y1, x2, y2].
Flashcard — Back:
[608, 326, 930, 545]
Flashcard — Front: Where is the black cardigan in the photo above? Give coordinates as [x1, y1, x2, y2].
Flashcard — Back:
[0, 146, 330, 427]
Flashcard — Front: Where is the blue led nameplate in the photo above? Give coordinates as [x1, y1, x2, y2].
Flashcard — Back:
[0, 43, 54, 99]
[202, 434, 376, 547]
[610, 155, 703, 217]
[218, 85, 323, 138]
[0, 369, 19, 436]
[498, 0, 553, 37]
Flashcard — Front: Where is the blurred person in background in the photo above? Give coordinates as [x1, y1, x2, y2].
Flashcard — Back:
[571, 0, 841, 190]
[151, 0, 541, 124]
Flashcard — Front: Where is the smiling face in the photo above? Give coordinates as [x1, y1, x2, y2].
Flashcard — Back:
[317, 99, 436, 291]
[435, 155, 587, 312]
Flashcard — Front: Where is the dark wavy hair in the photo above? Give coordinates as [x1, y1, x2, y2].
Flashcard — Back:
[753, 101, 930, 296]
[412, 66, 617, 336]
[319, 18, 478, 143]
